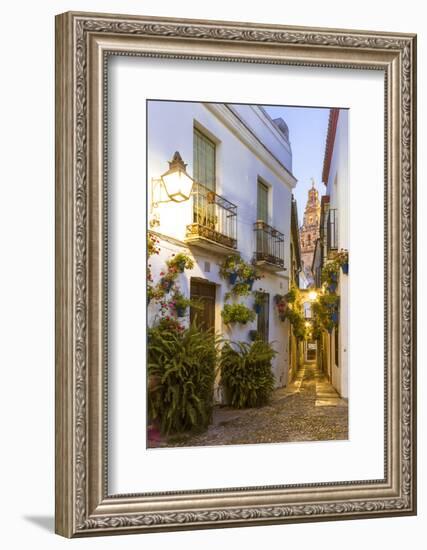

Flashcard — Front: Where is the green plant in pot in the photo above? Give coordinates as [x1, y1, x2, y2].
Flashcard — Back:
[336, 248, 349, 274]
[147, 321, 219, 435]
[170, 289, 192, 318]
[321, 260, 340, 285]
[219, 255, 260, 288]
[219, 340, 277, 408]
[221, 303, 256, 325]
[166, 252, 194, 273]
[239, 262, 258, 289]
[219, 255, 242, 284]
[253, 289, 266, 314]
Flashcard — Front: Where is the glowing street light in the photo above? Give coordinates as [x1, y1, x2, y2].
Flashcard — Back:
[308, 290, 318, 301]
[160, 151, 194, 202]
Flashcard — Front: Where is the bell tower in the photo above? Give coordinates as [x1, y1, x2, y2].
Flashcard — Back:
[300, 179, 321, 276]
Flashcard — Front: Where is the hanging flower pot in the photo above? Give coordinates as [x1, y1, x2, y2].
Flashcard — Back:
[248, 329, 258, 341]
[331, 311, 339, 324]
[176, 260, 186, 272]
[254, 303, 261, 314]
[176, 305, 187, 318]
[328, 281, 337, 293]
[229, 272, 238, 285]
[330, 272, 338, 283]
[246, 277, 255, 290]
[160, 278, 174, 292]
[341, 262, 349, 275]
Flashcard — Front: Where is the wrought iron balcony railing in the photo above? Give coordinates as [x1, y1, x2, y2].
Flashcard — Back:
[327, 208, 338, 252]
[253, 220, 285, 269]
[186, 182, 237, 250]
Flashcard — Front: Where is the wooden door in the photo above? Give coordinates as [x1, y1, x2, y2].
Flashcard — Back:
[190, 279, 216, 331]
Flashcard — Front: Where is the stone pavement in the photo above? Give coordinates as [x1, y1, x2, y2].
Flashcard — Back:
[164, 361, 348, 448]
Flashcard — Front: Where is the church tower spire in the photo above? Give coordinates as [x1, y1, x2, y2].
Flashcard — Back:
[300, 180, 321, 277]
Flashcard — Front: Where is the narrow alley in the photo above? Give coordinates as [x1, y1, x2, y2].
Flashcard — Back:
[165, 361, 348, 448]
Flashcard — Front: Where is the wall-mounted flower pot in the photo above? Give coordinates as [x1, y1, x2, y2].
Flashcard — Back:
[176, 306, 187, 318]
[279, 313, 286, 322]
[246, 278, 255, 290]
[254, 303, 261, 314]
[328, 282, 337, 293]
[249, 330, 258, 341]
[330, 272, 338, 282]
[341, 262, 349, 275]
[161, 278, 174, 292]
[331, 311, 339, 324]
[176, 261, 186, 272]
[229, 272, 238, 285]
[147, 296, 151, 306]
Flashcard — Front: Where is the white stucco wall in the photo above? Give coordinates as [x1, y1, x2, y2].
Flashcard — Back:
[325, 110, 349, 398]
[147, 100, 296, 388]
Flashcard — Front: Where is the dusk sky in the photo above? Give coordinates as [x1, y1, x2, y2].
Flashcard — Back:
[263, 105, 330, 224]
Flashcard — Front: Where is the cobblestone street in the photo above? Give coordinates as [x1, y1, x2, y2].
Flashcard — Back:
[165, 361, 348, 448]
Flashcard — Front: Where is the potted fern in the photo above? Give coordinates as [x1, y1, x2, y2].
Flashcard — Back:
[221, 303, 256, 325]
[219, 340, 277, 408]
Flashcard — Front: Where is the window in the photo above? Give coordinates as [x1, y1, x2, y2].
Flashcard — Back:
[257, 293, 269, 342]
[257, 180, 269, 222]
[193, 128, 216, 191]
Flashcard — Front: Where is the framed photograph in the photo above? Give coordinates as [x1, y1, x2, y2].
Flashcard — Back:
[55, 11, 417, 537]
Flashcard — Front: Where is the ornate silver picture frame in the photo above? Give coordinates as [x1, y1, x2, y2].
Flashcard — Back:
[55, 11, 417, 537]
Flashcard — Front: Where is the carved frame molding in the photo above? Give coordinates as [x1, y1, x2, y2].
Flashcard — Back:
[55, 11, 416, 537]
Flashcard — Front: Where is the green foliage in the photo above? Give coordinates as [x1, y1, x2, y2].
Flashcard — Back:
[253, 289, 267, 306]
[166, 252, 194, 272]
[321, 260, 340, 284]
[219, 255, 260, 284]
[285, 305, 308, 340]
[147, 322, 219, 435]
[285, 286, 297, 303]
[221, 303, 256, 325]
[219, 340, 276, 408]
[335, 248, 349, 266]
[312, 293, 340, 333]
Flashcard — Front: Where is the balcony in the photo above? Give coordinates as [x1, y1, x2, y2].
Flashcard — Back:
[185, 182, 238, 255]
[327, 208, 338, 254]
[253, 220, 285, 271]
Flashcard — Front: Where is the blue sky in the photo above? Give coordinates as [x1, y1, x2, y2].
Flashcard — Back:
[263, 105, 330, 224]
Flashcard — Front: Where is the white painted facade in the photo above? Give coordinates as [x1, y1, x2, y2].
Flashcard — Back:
[324, 110, 349, 398]
[147, 101, 296, 389]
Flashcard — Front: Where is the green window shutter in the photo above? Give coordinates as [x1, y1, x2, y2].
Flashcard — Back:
[193, 128, 216, 191]
[257, 293, 270, 342]
[257, 181, 268, 222]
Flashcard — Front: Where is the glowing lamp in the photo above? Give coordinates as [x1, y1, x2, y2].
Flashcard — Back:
[308, 290, 318, 301]
[161, 151, 194, 202]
